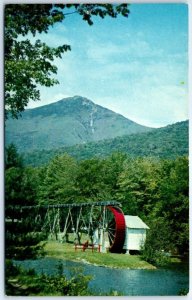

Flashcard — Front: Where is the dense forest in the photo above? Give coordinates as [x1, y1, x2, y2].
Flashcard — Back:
[5, 143, 189, 264]
[23, 120, 188, 166]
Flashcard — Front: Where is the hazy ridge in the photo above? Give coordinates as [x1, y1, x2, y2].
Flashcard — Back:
[23, 120, 188, 166]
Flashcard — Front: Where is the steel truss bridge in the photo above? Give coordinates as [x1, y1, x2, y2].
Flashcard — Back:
[6, 201, 126, 253]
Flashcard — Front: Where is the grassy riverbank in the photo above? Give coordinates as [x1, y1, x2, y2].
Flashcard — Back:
[6, 241, 188, 296]
[44, 241, 156, 269]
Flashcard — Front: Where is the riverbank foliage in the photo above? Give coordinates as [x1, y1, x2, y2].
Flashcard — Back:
[5, 144, 189, 294]
[5, 260, 123, 296]
[5, 260, 93, 296]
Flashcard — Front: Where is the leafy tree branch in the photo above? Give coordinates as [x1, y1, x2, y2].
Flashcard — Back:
[5, 4, 130, 119]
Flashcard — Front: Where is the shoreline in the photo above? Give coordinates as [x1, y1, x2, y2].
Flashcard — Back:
[68, 257, 157, 270]
[43, 241, 187, 271]
[43, 241, 157, 269]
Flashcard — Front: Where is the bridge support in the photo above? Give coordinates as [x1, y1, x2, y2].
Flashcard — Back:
[6, 201, 126, 253]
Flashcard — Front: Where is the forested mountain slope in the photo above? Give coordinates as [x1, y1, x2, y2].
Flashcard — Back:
[6, 96, 152, 152]
[23, 120, 188, 166]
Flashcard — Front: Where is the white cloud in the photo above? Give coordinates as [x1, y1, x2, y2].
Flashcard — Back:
[25, 5, 188, 128]
[122, 84, 188, 127]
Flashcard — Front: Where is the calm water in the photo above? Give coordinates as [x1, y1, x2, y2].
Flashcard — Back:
[13, 257, 189, 296]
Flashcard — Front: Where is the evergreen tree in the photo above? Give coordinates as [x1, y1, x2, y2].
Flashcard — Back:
[5, 145, 46, 259]
[5, 143, 23, 169]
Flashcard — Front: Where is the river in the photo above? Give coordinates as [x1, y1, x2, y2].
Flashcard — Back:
[13, 257, 189, 296]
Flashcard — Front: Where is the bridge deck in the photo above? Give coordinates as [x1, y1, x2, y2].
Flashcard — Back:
[7, 200, 121, 210]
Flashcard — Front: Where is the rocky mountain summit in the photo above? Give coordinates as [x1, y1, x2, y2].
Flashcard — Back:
[6, 95, 152, 152]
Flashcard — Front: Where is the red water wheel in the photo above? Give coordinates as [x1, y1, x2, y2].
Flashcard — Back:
[104, 206, 126, 253]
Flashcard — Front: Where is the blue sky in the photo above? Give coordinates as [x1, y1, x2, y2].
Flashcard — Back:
[27, 3, 188, 128]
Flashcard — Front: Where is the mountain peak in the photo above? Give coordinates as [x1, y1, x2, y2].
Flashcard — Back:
[61, 95, 93, 104]
[6, 95, 153, 152]
[49, 95, 95, 111]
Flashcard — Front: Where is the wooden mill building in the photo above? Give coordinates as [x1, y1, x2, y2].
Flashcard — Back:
[123, 215, 149, 254]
